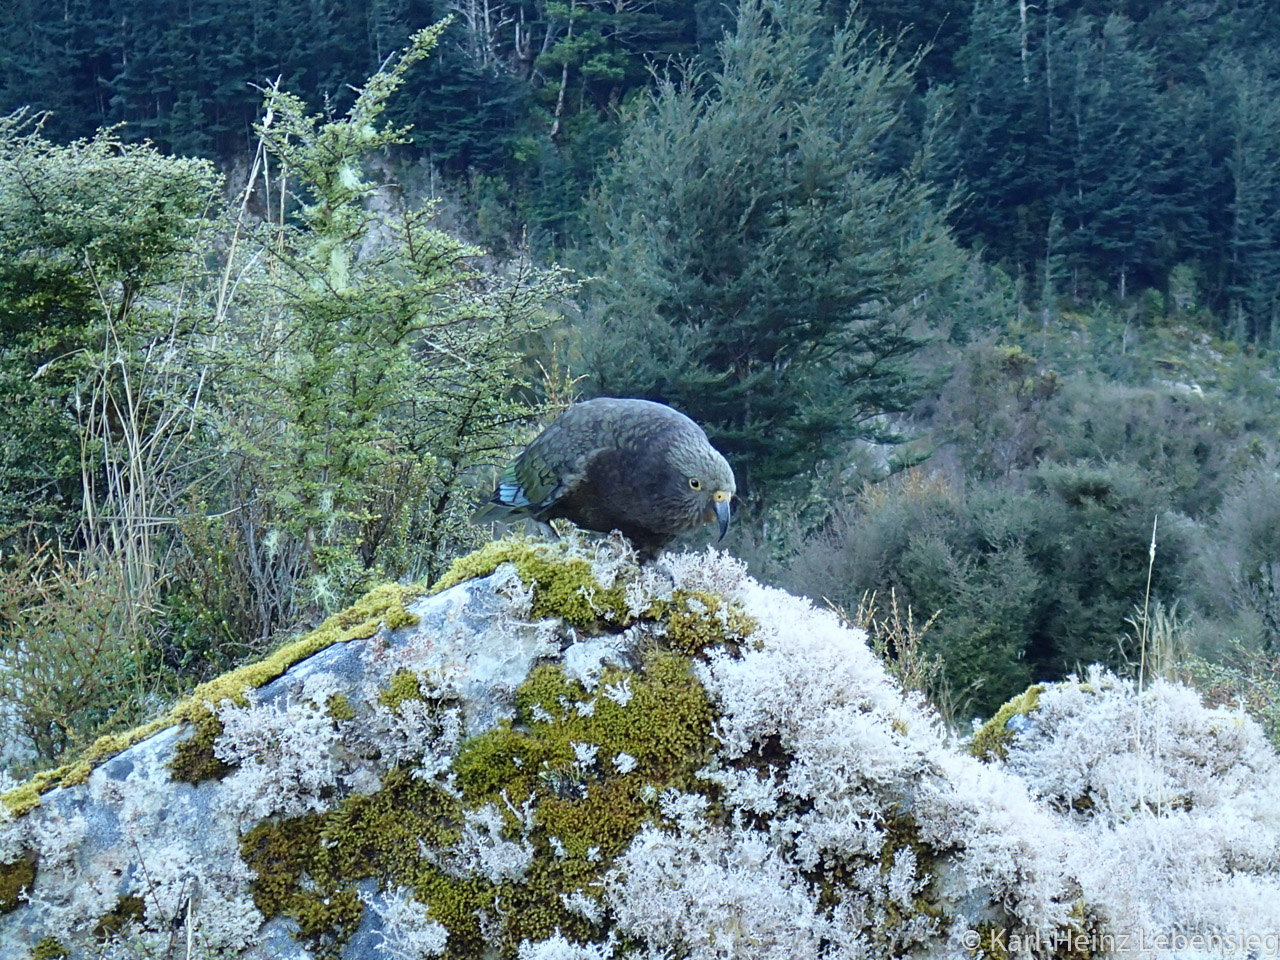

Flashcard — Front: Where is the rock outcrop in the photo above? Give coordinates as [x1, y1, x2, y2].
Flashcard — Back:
[2, 535, 1279, 959]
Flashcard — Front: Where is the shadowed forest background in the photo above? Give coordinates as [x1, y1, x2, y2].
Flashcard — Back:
[3, 0, 1280, 774]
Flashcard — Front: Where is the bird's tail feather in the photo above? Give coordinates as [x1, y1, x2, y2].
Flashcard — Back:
[472, 500, 513, 525]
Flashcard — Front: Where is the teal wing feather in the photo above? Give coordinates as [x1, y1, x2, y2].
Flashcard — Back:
[473, 420, 584, 523]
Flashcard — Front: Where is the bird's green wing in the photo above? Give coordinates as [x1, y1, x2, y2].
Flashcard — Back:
[473, 420, 589, 522]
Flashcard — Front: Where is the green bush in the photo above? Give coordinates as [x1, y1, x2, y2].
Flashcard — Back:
[579, 0, 962, 499]
[0, 29, 577, 768]
[0, 548, 159, 770]
[1190, 458, 1280, 652]
[769, 460, 1190, 718]
[1021, 461, 1189, 677]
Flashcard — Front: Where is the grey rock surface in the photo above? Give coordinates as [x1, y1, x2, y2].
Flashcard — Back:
[0, 568, 553, 959]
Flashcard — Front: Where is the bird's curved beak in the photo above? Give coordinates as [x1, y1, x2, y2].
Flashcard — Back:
[711, 493, 731, 541]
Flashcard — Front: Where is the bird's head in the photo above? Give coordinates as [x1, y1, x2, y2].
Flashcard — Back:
[667, 438, 736, 541]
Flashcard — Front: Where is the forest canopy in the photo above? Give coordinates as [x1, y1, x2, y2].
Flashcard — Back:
[5, 0, 1280, 336]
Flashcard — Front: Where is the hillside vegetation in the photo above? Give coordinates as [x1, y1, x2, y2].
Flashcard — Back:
[2, 0, 1279, 774]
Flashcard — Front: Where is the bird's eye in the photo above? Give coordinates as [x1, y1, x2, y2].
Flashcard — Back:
[688, 477, 702, 491]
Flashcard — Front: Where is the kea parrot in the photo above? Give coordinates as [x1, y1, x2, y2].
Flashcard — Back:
[474, 398, 736, 559]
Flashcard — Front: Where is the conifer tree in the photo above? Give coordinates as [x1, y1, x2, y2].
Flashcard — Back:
[213, 24, 574, 609]
[581, 0, 961, 496]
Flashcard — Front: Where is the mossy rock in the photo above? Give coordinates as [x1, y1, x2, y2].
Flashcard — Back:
[4, 540, 759, 958]
[431, 537, 634, 628]
[433, 537, 756, 656]
[0, 854, 37, 914]
[1, 582, 423, 817]
[241, 627, 722, 958]
[970, 684, 1045, 761]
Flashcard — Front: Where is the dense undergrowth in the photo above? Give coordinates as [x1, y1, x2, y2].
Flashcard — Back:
[738, 315, 1280, 727]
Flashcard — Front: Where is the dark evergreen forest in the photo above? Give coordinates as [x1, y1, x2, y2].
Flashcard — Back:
[3, 0, 1280, 769]
[6, 0, 1280, 332]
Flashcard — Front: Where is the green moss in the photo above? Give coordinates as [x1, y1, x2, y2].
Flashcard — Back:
[30, 937, 68, 960]
[661, 590, 756, 655]
[242, 643, 717, 959]
[169, 700, 238, 784]
[975, 920, 1010, 960]
[92, 895, 145, 941]
[454, 724, 554, 801]
[412, 871, 498, 957]
[878, 814, 950, 940]
[241, 814, 328, 920]
[326, 693, 356, 721]
[538, 777, 649, 859]
[879, 812, 937, 878]
[970, 684, 1045, 761]
[431, 537, 539, 593]
[379, 669, 424, 711]
[319, 769, 465, 881]
[431, 538, 632, 628]
[240, 812, 366, 957]
[0, 780, 45, 819]
[1, 581, 422, 816]
[293, 886, 362, 951]
[186, 582, 422, 707]
[0, 854, 37, 913]
[1057, 899, 1103, 960]
[241, 770, 466, 958]
[513, 662, 588, 721]
[479, 652, 715, 809]
[809, 809, 953, 945]
[498, 859, 600, 947]
[434, 538, 757, 655]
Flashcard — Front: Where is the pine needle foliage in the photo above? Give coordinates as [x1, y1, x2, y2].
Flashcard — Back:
[581, 0, 963, 497]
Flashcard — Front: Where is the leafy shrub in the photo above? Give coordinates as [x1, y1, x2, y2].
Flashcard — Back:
[1188, 457, 1280, 654]
[1020, 461, 1189, 677]
[774, 472, 1037, 715]
[0, 30, 577, 768]
[925, 340, 1062, 483]
[767, 460, 1191, 717]
[1038, 378, 1258, 518]
[1186, 641, 1280, 748]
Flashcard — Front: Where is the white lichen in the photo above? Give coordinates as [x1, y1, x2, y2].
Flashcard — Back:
[214, 687, 345, 821]
[361, 885, 449, 959]
[517, 932, 617, 960]
[561, 890, 604, 924]
[602, 678, 633, 707]
[443, 802, 535, 883]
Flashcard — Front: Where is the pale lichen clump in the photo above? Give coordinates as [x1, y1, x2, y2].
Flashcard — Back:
[979, 665, 1280, 950]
